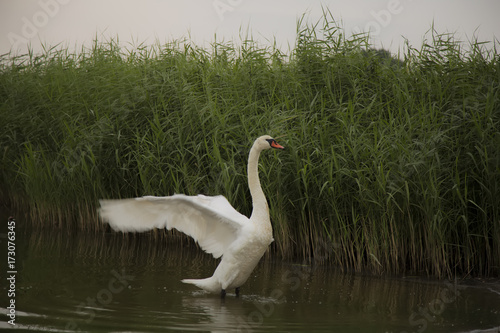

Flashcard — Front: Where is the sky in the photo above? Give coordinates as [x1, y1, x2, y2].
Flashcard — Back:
[1, 0, 499, 57]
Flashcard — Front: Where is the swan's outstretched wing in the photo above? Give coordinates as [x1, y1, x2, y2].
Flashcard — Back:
[99, 194, 249, 258]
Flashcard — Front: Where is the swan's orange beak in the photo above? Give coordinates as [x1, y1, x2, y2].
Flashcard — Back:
[270, 141, 285, 150]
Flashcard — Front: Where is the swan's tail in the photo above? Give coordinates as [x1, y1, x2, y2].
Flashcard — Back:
[182, 277, 220, 293]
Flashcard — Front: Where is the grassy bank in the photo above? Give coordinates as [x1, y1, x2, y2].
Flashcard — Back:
[1, 18, 499, 277]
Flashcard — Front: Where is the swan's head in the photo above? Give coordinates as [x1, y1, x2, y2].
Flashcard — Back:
[254, 135, 285, 151]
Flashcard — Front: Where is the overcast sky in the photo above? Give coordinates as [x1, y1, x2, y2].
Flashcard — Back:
[1, 0, 499, 57]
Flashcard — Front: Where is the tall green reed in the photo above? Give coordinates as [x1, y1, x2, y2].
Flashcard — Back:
[1, 16, 498, 277]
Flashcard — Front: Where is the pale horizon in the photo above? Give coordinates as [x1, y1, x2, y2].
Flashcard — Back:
[1, 0, 499, 57]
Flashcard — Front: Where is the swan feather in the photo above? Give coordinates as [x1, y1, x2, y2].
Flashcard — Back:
[99, 194, 249, 258]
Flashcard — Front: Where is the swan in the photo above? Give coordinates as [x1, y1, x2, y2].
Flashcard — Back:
[99, 135, 284, 298]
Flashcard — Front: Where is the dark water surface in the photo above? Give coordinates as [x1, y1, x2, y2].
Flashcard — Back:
[1, 213, 499, 332]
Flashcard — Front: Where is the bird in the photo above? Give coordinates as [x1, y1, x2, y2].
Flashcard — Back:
[99, 135, 284, 298]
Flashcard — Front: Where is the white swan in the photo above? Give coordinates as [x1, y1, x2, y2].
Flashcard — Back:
[99, 135, 284, 297]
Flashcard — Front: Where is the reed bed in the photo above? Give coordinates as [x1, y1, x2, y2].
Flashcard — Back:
[1, 17, 499, 277]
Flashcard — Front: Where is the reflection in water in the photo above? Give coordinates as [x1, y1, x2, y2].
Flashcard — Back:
[0, 217, 499, 332]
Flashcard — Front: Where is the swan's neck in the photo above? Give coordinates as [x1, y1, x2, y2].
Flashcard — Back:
[247, 144, 269, 223]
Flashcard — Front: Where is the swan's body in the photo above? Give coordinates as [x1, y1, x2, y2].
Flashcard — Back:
[99, 135, 284, 296]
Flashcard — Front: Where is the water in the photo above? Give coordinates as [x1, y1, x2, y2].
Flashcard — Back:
[1, 214, 499, 332]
